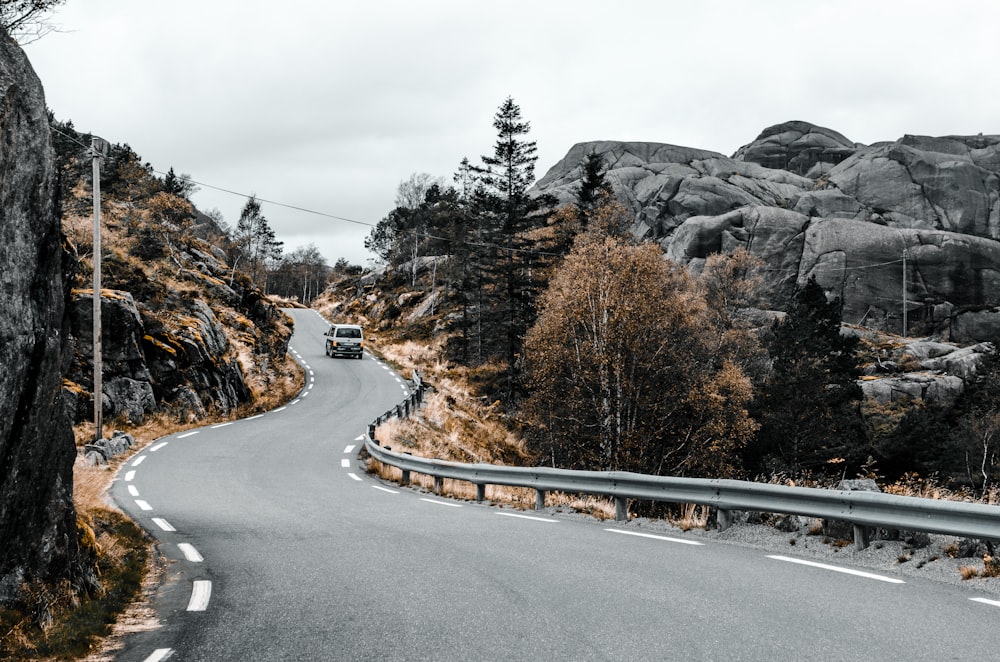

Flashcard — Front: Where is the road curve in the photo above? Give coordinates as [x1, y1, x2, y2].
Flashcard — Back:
[112, 309, 1000, 661]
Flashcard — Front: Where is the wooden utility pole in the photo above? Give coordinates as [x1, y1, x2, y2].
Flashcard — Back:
[92, 137, 107, 441]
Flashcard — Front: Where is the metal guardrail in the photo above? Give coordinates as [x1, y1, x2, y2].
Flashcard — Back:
[364, 393, 1000, 550]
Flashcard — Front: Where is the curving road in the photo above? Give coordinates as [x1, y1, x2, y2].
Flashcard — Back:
[112, 309, 1000, 661]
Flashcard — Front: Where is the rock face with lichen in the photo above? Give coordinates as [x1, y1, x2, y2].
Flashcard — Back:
[533, 121, 1000, 343]
[0, 29, 84, 605]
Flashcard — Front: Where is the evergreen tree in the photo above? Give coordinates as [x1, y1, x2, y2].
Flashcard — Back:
[232, 195, 283, 289]
[574, 151, 612, 226]
[472, 97, 556, 402]
[749, 277, 865, 475]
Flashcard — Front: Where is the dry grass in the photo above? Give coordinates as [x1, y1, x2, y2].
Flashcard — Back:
[983, 555, 1000, 578]
[959, 565, 981, 580]
[673, 503, 710, 531]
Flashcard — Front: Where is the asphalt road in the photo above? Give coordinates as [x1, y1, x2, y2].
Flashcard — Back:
[111, 309, 1000, 661]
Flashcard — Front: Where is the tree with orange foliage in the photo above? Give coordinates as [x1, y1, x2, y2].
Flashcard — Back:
[523, 230, 756, 478]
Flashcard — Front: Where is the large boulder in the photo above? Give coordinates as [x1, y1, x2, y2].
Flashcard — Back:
[0, 29, 86, 604]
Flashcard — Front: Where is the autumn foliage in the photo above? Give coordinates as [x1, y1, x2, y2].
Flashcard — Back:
[522, 231, 756, 478]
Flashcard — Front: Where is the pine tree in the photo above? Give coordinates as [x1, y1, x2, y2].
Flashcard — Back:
[750, 277, 865, 475]
[472, 97, 555, 402]
[231, 195, 283, 289]
[575, 151, 612, 226]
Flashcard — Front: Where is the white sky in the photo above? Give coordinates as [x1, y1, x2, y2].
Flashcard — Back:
[24, 0, 1000, 267]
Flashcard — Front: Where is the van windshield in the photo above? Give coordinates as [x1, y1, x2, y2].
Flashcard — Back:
[335, 328, 362, 338]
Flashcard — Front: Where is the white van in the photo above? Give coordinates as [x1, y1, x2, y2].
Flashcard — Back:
[324, 324, 364, 359]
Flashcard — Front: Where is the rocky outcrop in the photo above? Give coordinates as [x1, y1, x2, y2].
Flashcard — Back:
[65, 281, 273, 426]
[0, 30, 85, 605]
[532, 122, 1000, 342]
[733, 120, 859, 177]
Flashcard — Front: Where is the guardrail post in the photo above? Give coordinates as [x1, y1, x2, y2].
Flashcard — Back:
[434, 476, 444, 494]
[535, 489, 546, 511]
[615, 497, 627, 522]
[717, 508, 733, 531]
[853, 524, 871, 550]
[400, 469, 410, 486]
[476, 484, 486, 502]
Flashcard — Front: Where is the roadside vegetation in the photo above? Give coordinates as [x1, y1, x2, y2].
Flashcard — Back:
[317, 96, 1000, 580]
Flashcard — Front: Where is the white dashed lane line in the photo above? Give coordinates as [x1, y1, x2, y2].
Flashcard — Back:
[290, 399, 300, 405]
[178, 431, 199, 438]
[187, 580, 212, 611]
[604, 528, 703, 545]
[124, 470, 135, 482]
[344, 444, 356, 453]
[150, 441, 169, 451]
[128, 485, 139, 497]
[152, 518, 175, 532]
[373, 485, 399, 494]
[143, 648, 173, 662]
[246, 414, 264, 421]
[135, 500, 152, 511]
[420, 498, 462, 508]
[211, 422, 233, 429]
[496, 512, 556, 523]
[132, 455, 147, 467]
[341, 459, 351, 468]
[273, 406, 287, 413]
[767, 555, 905, 584]
[178, 543, 204, 563]
[347, 473, 363, 482]
[971, 597, 1000, 608]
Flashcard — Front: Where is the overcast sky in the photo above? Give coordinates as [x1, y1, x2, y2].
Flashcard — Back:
[24, 0, 1000, 266]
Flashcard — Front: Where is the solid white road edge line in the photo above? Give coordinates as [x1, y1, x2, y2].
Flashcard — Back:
[150, 441, 169, 451]
[767, 555, 905, 584]
[344, 444, 356, 453]
[142, 648, 173, 662]
[347, 473, 363, 481]
[496, 512, 557, 523]
[604, 528, 703, 545]
[178, 431, 199, 438]
[125, 470, 135, 482]
[128, 485, 139, 497]
[135, 500, 152, 511]
[341, 459, 350, 468]
[187, 580, 212, 611]
[152, 518, 175, 532]
[132, 455, 146, 467]
[177, 543, 204, 563]
[971, 597, 1000, 608]
[373, 485, 399, 494]
[420, 498, 462, 508]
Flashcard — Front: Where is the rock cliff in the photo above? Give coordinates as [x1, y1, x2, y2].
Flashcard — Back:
[533, 121, 1000, 343]
[0, 30, 84, 605]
